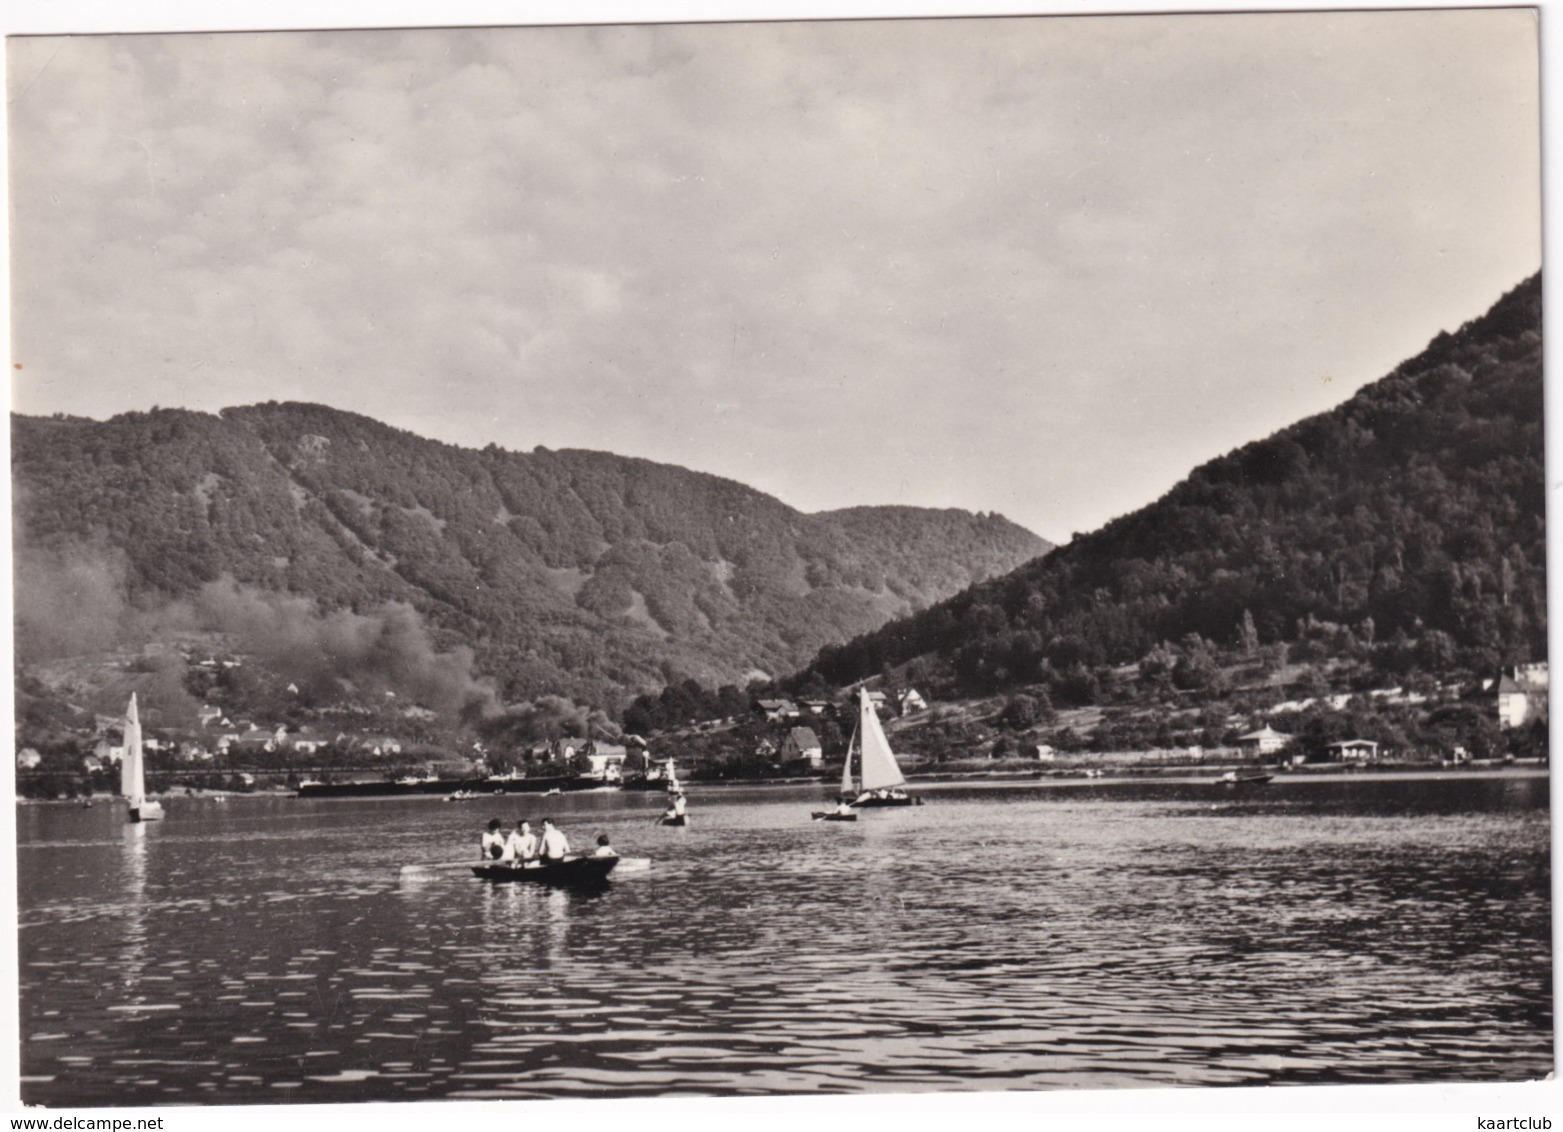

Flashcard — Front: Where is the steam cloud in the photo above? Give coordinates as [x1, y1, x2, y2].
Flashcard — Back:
[14, 538, 619, 738]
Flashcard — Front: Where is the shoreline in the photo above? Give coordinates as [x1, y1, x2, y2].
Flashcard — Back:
[19, 762, 1547, 805]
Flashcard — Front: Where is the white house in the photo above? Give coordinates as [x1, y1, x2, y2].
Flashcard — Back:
[1328, 739, 1379, 762]
[584, 743, 628, 782]
[1497, 664, 1548, 729]
[779, 726, 824, 768]
[1236, 726, 1291, 755]
[1497, 677, 1532, 728]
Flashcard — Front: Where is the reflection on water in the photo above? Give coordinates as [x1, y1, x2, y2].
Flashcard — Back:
[16, 774, 1552, 1104]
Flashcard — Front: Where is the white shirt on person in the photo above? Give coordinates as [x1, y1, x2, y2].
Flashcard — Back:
[481, 831, 506, 860]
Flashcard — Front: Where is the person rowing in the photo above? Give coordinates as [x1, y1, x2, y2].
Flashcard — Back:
[539, 817, 570, 863]
[658, 790, 688, 825]
[506, 819, 537, 867]
[480, 818, 506, 861]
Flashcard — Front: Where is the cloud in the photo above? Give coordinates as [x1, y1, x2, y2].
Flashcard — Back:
[8, 13, 1541, 538]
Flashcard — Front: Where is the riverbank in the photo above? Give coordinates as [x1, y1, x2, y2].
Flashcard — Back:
[628, 760, 1551, 789]
[19, 759, 1545, 805]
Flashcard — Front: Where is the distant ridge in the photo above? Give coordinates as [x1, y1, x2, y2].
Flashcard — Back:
[797, 272, 1544, 694]
[13, 401, 1050, 707]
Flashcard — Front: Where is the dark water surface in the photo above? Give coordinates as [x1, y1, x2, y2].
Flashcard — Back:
[16, 773, 1553, 1104]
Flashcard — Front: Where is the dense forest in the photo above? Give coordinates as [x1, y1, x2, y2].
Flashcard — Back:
[794, 273, 1545, 704]
[13, 403, 1048, 709]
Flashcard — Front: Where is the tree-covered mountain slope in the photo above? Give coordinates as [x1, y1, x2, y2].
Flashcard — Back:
[799, 273, 1545, 696]
[13, 402, 1049, 707]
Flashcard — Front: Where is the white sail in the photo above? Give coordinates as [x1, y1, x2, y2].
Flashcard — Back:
[122, 693, 146, 806]
[857, 689, 906, 791]
[122, 693, 162, 822]
[840, 719, 858, 796]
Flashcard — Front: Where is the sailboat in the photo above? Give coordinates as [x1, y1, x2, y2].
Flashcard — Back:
[120, 694, 163, 823]
[840, 688, 923, 808]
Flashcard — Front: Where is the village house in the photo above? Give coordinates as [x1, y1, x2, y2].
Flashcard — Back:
[1497, 663, 1548, 729]
[235, 727, 279, 754]
[583, 743, 628, 782]
[899, 689, 928, 714]
[285, 727, 326, 755]
[1514, 661, 1549, 687]
[778, 726, 824, 768]
[754, 699, 800, 723]
[1496, 676, 1532, 728]
[17, 749, 41, 770]
[1328, 739, 1380, 763]
[1236, 726, 1291, 755]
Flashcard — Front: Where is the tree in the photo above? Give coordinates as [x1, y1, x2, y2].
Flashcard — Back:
[1238, 609, 1260, 655]
[999, 694, 1038, 730]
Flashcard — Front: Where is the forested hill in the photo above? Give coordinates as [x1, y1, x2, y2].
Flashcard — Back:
[13, 402, 1048, 706]
[799, 272, 1545, 695]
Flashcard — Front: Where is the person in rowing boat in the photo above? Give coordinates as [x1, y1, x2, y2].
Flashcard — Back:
[481, 818, 507, 860]
[593, 833, 618, 858]
[659, 790, 688, 824]
[506, 819, 538, 867]
[539, 817, 570, 863]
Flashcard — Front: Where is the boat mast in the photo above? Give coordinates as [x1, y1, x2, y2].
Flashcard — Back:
[841, 718, 859, 797]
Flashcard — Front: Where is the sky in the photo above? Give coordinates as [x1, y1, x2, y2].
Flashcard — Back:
[4, 8, 1542, 543]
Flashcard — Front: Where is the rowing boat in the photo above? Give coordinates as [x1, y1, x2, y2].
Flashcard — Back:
[470, 857, 618, 886]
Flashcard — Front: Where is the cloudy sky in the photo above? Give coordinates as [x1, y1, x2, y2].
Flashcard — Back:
[6, 9, 1541, 541]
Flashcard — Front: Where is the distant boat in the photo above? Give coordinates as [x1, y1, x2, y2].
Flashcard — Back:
[843, 689, 922, 808]
[812, 810, 858, 822]
[1218, 770, 1274, 787]
[121, 694, 163, 823]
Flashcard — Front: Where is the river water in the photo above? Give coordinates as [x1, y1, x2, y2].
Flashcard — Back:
[14, 773, 1552, 1105]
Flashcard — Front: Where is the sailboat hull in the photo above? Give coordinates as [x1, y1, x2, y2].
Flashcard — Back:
[812, 811, 859, 821]
[129, 802, 164, 823]
[849, 792, 922, 808]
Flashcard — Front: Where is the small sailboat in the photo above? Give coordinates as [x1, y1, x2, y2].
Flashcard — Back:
[121, 693, 163, 823]
[842, 688, 922, 808]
